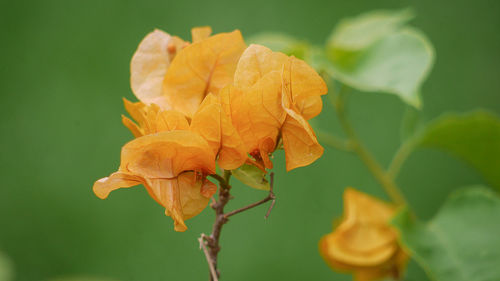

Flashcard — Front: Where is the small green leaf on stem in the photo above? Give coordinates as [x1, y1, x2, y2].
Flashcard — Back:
[232, 164, 270, 191]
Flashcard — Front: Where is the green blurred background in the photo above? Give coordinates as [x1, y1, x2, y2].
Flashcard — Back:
[1, 0, 499, 280]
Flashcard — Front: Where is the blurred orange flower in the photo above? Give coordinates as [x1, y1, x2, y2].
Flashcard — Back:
[226, 44, 327, 171]
[319, 188, 408, 281]
[93, 131, 216, 232]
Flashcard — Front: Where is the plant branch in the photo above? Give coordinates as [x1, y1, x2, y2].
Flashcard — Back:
[317, 130, 353, 151]
[225, 173, 276, 219]
[388, 138, 417, 179]
[198, 234, 219, 281]
[333, 85, 409, 207]
[200, 171, 278, 280]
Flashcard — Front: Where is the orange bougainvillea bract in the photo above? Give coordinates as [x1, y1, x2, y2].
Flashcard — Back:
[93, 26, 327, 231]
[319, 188, 408, 281]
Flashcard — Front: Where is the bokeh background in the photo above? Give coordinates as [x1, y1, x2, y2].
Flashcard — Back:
[1, 0, 499, 280]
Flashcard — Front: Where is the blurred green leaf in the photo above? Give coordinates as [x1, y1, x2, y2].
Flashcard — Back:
[232, 164, 270, 191]
[417, 110, 500, 190]
[328, 9, 414, 50]
[0, 252, 13, 281]
[247, 32, 309, 59]
[325, 9, 434, 108]
[327, 27, 434, 107]
[393, 186, 500, 281]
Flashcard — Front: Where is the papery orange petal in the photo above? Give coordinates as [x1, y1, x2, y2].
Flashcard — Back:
[93, 172, 143, 199]
[143, 173, 216, 232]
[281, 113, 324, 171]
[178, 173, 216, 219]
[191, 26, 212, 43]
[233, 44, 288, 90]
[130, 29, 175, 107]
[191, 93, 247, 170]
[287, 57, 327, 119]
[146, 178, 187, 231]
[162, 30, 246, 117]
[280, 57, 325, 171]
[122, 115, 144, 137]
[320, 231, 397, 267]
[319, 188, 405, 281]
[230, 72, 285, 160]
[123, 98, 189, 136]
[120, 131, 216, 179]
[190, 94, 221, 155]
[344, 188, 396, 224]
[155, 110, 190, 132]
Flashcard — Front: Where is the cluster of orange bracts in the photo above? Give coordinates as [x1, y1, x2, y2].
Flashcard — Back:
[319, 189, 408, 281]
[93, 27, 327, 231]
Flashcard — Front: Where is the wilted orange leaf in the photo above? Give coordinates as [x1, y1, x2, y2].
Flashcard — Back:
[319, 188, 408, 281]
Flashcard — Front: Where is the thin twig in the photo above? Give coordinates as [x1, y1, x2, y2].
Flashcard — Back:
[199, 234, 219, 281]
[200, 171, 278, 280]
[317, 130, 353, 151]
[332, 84, 410, 208]
[225, 173, 276, 219]
[388, 138, 417, 179]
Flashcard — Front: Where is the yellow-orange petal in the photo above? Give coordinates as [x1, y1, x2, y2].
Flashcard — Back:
[320, 231, 397, 267]
[190, 94, 221, 155]
[319, 188, 405, 281]
[93, 172, 143, 199]
[146, 177, 186, 231]
[233, 44, 288, 90]
[122, 115, 143, 138]
[191, 93, 247, 170]
[130, 29, 174, 106]
[281, 113, 324, 171]
[343, 188, 396, 225]
[162, 30, 246, 117]
[155, 110, 190, 132]
[120, 131, 216, 179]
[191, 26, 212, 43]
[144, 173, 217, 232]
[229, 72, 285, 158]
[287, 57, 327, 119]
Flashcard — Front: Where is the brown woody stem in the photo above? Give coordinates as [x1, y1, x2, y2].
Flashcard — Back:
[200, 171, 276, 281]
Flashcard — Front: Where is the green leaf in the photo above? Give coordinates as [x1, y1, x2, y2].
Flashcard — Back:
[326, 9, 434, 108]
[416, 110, 500, 190]
[0, 252, 13, 281]
[392, 186, 500, 281]
[328, 9, 414, 51]
[232, 164, 270, 191]
[247, 32, 309, 59]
